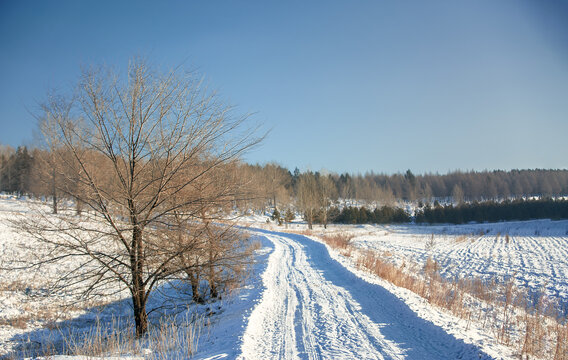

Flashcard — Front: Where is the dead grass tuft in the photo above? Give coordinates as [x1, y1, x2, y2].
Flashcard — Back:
[0, 315, 30, 329]
[454, 234, 470, 243]
[321, 233, 354, 250]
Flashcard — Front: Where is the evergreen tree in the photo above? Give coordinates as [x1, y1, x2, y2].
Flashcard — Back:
[271, 208, 282, 225]
[284, 208, 295, 228]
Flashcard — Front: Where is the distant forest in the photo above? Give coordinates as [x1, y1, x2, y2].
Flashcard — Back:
[2, 144, 568, 202]
[1, 144, 568, 223]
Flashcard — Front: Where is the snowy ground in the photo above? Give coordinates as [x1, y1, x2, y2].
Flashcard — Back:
[0, 197, 269, 359]
[2, 198, 567, 359]
[236, 229, 499, 359]
[315, 220, 568, 311]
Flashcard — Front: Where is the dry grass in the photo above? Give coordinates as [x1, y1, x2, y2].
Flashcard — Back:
[11, 314, 203, 359]
[0, 315, 30, 329]
[553, 320, 568, 360]
[454, 234, 471, 243]
[321, 233, 354, 250]
[0, 280, 28, 292]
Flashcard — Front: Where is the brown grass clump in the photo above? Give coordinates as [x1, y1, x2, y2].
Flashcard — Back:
[321, 233, 354, 250]
[12, 314, 203, 359]
[455, 235, 470, 243]
[355, 250, 421, 298]
[0, 280, 28, 292]
[553, 320, 568, 360]
[0, 315, 30, 329]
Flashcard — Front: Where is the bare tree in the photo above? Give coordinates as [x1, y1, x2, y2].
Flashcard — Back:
[17, 59, 261, 337]
[317, 172, 337, 229]
[297, 171, 319, 230]
[264, 162, 291, 208]
[452, 184, 465, 205]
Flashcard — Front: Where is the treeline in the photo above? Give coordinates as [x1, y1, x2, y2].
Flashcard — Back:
[325, 206, 411, 225]
[0, 146, 568, 225]
[415, 198, 568, 224]
[329, 169, 568, 203]
[236, 164, 568, 211]
[3, 145, 568, 207]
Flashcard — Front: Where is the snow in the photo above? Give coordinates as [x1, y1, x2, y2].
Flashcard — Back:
[340, 221, 568, 308]
[2, 197, 567, 359]
[238, 230, 493, 359]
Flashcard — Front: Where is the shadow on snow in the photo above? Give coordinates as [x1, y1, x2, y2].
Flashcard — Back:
[3, 235, 274, 360]
[253, 228, 493, 360]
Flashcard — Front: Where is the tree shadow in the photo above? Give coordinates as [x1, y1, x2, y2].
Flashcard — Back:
[2, 235, 274, 360]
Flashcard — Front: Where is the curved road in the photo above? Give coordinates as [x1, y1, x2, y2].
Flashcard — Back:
[238, 230, 492, 359]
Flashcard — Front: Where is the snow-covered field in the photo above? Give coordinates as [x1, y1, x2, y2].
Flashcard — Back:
[1, 197, 567, 359]
[316, 220, 568, 311]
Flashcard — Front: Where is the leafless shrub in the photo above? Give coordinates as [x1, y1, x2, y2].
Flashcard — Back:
[425, 233, 436, 253]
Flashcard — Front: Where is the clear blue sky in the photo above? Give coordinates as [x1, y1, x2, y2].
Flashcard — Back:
[1, 1, 567, 174]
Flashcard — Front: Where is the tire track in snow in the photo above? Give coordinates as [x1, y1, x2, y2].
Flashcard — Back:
[238, 233, 299, 359]
[238, 233, 402, 359]
[238, 230, 491, 359]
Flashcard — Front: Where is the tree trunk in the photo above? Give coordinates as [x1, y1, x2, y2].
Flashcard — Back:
[131, 223, 148, 337]
[52, 194, 57, 214]
[51, 168, 57, 214]
[132, 288, 148, 337]
[75, 197, 83, 216]
[208, 247, 218, 298]
[188, 268, 204, 304]
[202, 212, 219, 299]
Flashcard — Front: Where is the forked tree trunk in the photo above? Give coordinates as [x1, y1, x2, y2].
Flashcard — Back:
[307, 208, 313, 230]
[188, 268, 204, 304]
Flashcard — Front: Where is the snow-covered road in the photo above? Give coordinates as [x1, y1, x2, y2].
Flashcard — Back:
[237, 230, 492, 360]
